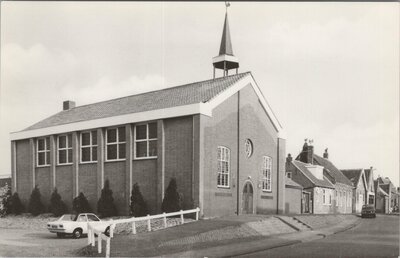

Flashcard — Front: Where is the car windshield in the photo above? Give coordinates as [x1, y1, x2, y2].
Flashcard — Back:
[58, 214, 75, 221]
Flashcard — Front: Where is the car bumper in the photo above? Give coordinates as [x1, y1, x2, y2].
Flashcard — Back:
[361, 213, 376, 218]
[48, 228, 67, 233]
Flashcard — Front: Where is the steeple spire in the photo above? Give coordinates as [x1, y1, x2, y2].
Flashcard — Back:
[212, 2, 239, 78]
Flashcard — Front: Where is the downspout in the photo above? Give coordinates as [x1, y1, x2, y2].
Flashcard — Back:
[236, 91, 240, 215]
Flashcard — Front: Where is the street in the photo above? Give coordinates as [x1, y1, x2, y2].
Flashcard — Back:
[236, 214, 399, 258]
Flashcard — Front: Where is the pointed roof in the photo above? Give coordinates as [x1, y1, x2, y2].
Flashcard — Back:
[341, 169, 363, 187]
[219, 12, 234, 56]
[292, 160, 335, 189]
[312, 155, 354, 187]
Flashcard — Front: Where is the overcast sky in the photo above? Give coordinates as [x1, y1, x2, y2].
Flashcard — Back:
[1, 2, 398, 186]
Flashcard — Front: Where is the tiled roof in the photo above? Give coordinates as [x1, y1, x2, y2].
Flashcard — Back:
[341, 169, 363, 187]
[292, 160, 335, 189]
[313, 155, 354, 187]
[24, 73, 250, 131]
[285, 177, 303, 189]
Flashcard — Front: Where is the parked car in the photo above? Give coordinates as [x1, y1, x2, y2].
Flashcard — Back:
[361, 205, 376, 218]
[47, 213, 111, 238]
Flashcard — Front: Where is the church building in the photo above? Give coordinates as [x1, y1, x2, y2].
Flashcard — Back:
[10, 9, 286, 217]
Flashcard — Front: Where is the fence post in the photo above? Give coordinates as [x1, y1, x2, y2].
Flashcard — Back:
[98, 234, 102, 254]
[91, 229, 95, 247]
[106, 237, 111, 258]
[196, 208, 199, 220]
[147, 214, 151, 232]
[87, 223, 91, 245]
[132, 220, 136, 234]
[163, 212, 167, 228]
[110, 223, 114, 238]
[180, 210, 184, 224]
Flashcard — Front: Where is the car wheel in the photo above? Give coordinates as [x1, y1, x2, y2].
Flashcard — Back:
[73, 228, 83, 239]
[104, 226, 110, 237]
[56, 233, 65, 238]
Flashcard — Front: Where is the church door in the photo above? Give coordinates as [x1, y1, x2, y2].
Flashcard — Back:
[242, 182, 254, 214]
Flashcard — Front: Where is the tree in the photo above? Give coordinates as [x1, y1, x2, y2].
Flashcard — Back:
[97, 179, 117, 218]
[10, 192, 24, 215]
[72, 192, 92, 214]
[162, 178, 181, 213]
[28, 185, 45, 216]
[49, 188, 67, 217]
[130, 183, 148, 217]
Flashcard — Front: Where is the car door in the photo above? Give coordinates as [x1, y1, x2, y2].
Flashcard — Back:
[87, 214, 105, 231]
[76, 214, 88, 233]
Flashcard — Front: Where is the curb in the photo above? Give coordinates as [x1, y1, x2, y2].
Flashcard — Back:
[220, 240, 301, 258]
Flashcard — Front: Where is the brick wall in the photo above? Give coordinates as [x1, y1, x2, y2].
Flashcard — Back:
[15, 140, 31, 206]
[35, 167, 51, 207]
[285, 186, 302, 214]
[78, 163, 97, 212]
[132, 159, 157, 214]
[104, 161, 126, 215]
[56, 165, 74, 211]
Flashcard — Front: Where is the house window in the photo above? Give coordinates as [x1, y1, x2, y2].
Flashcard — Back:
[37, 137, 50, 166]
[329, 191, 332, 205]
[217, 146, 230, 188]
[134, 123, 157, 159]
[262, 156, 272, 192]
[57, 135, 72, 165]
[323, 189, 326, 204]
[80, 131, 98, 163]
[106, 127, 126, 161]
[335, 190, 338, 207]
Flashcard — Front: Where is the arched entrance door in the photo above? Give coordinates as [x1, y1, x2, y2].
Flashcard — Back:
[242, 182, 254, 214]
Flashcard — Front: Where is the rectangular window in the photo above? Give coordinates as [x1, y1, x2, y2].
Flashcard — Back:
[80, 131, 98, 163]
[335, 190, 339, 207]
[134, 123, 157, 159]
[106, 127, 126, 161]
[57, 135, 72, 165]
[37, 137, 50, 166]
[329, 191, 332, 205]
[217, 146, 230, 188]
[323, 189, 326, 204]
[262, 156, 272, 192]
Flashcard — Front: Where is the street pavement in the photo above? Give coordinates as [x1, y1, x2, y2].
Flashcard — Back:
[236, 214, 399, 258]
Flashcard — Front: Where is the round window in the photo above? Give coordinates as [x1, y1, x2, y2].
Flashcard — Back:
[244, 139, 253, 158]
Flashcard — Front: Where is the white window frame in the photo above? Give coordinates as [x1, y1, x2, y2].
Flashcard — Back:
[335, 190, 339, 207]
[134, 123, 158, 160]
[329, 190, 332, 205]
[37, 137, 50, 167]
[57, 134, 73, 165]
[262, 156, 272, 192]
[105, 127, 126, 161]
[217, 146, 230, 188]
[80, 131, 98, 164]
[323, 189, 326, 205]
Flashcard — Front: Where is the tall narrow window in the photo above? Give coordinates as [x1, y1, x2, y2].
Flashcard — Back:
[106, 127, 126, 161]
[217, 146, 230, 188]
[335, 190, 339, 207]
[134, 123, 157, 159]
[262, 156, 272, 192]
[323, 189, 326, 204]
[37, 137, 50, 166]
[80, 131, 98, 163]
[58, 135, 72, 165]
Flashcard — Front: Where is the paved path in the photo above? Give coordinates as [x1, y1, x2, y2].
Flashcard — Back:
[236, 214, 399, 258]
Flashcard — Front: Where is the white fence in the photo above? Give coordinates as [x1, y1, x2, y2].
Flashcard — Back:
[88, 207, 200, 258]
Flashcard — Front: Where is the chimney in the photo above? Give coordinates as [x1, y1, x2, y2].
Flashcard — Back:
[299, 139, 314, 164]
[63, 100, 76, 111]
[323, 148, 329, 159]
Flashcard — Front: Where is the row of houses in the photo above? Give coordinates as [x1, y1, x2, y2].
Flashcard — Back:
[7, 9, 398, 218]
[283, 141, 399, 215]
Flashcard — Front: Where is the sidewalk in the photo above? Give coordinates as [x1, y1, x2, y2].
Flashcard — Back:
[78, 214, 360, 257]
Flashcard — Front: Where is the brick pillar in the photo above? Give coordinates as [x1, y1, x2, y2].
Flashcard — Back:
[29, 139, 35, 189]
[125, 124, 133, 215]
[156, 120, 165, 213]
[277, 137, 286, 214]
[11, 141, 17, 193]
[192, 115, 201, 211]
[49, 135, 56, 190]
[72, 132, 79, 198]
[97, 129, 105, 198]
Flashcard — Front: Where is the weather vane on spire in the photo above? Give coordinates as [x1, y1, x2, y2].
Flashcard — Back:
[225, 1, 230, 12]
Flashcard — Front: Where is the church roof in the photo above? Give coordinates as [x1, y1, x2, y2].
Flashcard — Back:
[219, 12, 234, 56]
[24, 73, 249, 131]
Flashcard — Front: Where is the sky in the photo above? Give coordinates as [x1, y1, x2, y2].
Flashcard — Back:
[0, 2, 398, 186]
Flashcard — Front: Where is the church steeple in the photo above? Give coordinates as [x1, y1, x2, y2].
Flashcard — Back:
[213, 2, 239, 78]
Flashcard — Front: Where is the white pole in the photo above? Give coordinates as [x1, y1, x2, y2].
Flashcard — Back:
[106, 238, 110, 258]
[91, 230, 95, 247]
[163, 212, 167, 228]
[98, 234, 102, 253]
[196, 208, 199, 220]
[180, 210, 184, 224]
[132, 221, 136, 234]
[87, 225, 91, 245]
[147, 215, 151, 232]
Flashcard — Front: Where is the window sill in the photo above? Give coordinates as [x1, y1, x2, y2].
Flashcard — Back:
[105, 159, 126, 163]
[134, 156, 158, 160]
[36, 165, 50, 168]
[80, 161, 98, 165]
[262, 190, 272, 193]
[217, 186, 230, 189]
[57, 163, 73, 166]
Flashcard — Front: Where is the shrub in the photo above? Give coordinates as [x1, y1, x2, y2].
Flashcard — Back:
[10, 192, 24, 215]
[28, 185, 45, 216]
[49, 188, 67, 217]
[73, 192, 92, 214]
[130, 183, 148, 217]
[162, 178, 181, 213]
[97, 179, 117, 218]
[0, 184, 11, 216]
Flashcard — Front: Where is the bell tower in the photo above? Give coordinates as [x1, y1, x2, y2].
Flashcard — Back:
[213, 2, 239, 78]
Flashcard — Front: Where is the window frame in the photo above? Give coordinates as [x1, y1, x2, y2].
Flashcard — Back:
[36, 137, 50, 167]
[262, 156, 272, 192]
[133, 122, 158, 160]
[105, 126, 127, 162]
[57, 134, 73, 165]
[217, 146, 230, 188]
[80, 130, 98, 164]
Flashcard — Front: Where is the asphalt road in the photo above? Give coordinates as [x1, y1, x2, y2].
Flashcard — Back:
[236, 214, 399, 258]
